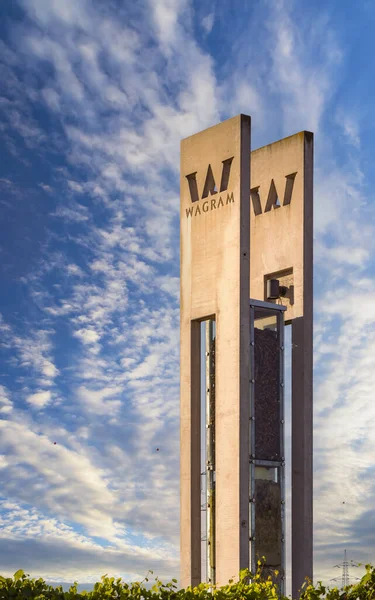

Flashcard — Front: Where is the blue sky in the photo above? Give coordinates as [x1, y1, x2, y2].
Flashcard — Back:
[1, 0, 375, 591]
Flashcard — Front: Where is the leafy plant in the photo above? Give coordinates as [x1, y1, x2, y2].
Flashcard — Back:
[1, 564, 374, 600]
[299, 563, 375, 600]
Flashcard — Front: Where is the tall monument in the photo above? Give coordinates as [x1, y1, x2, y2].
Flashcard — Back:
[180, 115, 313, 598]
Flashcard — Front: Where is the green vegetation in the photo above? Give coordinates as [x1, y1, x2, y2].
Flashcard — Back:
[0, 563, 374, 600]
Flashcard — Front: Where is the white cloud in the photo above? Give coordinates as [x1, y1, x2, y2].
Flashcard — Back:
[27, 390, 52, 409]
[0, 325, 59, 394]
[157, 276, 179, 300]
[0, 386, 13, 415]
[51, 202, 89, 222]
[314, 165, 365, 235]
[0, 417, 117, 538]
[0, 455, 9, 468]
[0, 178, 13, 186]
[340, 115, 360, 149]
[74, 328, 100, 345]
[201, 12, 214, 34]
[41, 87, 61, 112]
[39, 182, 53, 193]
[151, 0, 189, 50]
[67, 180, 84, 193]
[225, 81, 262, 122]
[42, 360, 59, 378]
[21, 0, 90, 29]
[66, 264, 84, 277]
[266, 0, 342, 135]
[77, 386, 123, 415]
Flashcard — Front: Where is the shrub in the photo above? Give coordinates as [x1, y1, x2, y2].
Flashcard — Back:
[299, 563, 375, 600]
[0, 564, 374, 600]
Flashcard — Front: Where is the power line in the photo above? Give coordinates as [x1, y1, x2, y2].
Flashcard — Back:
[331, 549, 360, 588]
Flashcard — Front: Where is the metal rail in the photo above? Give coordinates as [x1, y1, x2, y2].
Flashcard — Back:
[205, 320, 216, 585]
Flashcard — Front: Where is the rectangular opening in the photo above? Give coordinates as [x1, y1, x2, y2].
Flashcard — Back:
[200, 318, 216, 584]
[263, 268, 294, 316]
[254, 309, 281, 461]
[254, 469, 282, 564]
[249, 301, 285, 596]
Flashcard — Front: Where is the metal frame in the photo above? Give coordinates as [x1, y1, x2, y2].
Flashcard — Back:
[249, 303, 256, 575]
[249, 298, 287, 312]
[205, 320, 216, 585]
[249, 299, 286, 597]
[279, 308, 285, 594]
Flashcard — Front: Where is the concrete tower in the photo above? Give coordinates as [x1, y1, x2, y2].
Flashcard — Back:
[180, 115, 313, 598]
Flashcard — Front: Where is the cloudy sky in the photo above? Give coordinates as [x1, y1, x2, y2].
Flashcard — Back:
[1, 0, 375, 592]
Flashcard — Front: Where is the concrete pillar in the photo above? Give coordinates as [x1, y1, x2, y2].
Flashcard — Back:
[180, 115, 251, 588]
[180, 320, 201, 586]
[292, 317, 313, 597]
[291, 131, 313, 598]
[250, 131, 314, 596]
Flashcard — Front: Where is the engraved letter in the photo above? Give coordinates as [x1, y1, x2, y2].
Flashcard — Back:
[220, 157, 234, 192]
[202, 165, 217, 199]
[264, 179, 280, 212]
[186, 172, 199, 203]
[283, 172, 297, 206]
[250, 186, 262, 216]
[202, 201, 209, 212]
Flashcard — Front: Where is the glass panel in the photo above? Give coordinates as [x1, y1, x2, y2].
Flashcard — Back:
[249, 303, 285, 594]
[255, 466, 278, 482]
[254, 473, 282, 570]
[206, 321, 216, 584]
[200, 319, 216, 584]
[254, 311, 281, 461]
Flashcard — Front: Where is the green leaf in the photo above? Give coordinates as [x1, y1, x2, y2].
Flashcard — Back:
[13, 569, 24, 582]
[361, 572, 371, 584]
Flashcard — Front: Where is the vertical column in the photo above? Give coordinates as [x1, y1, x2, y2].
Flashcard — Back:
[249, 130, 314, 595]
[291, 132, 313, 598]
[180, 321, 201, 587]
[180, 115, 251, 588]
[214, 118, 251, 585]
[291, 317, 313, 596]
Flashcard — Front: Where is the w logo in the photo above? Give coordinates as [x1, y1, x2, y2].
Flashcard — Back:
[186, 157, 234, 203]
[251, 173, 297, 216]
